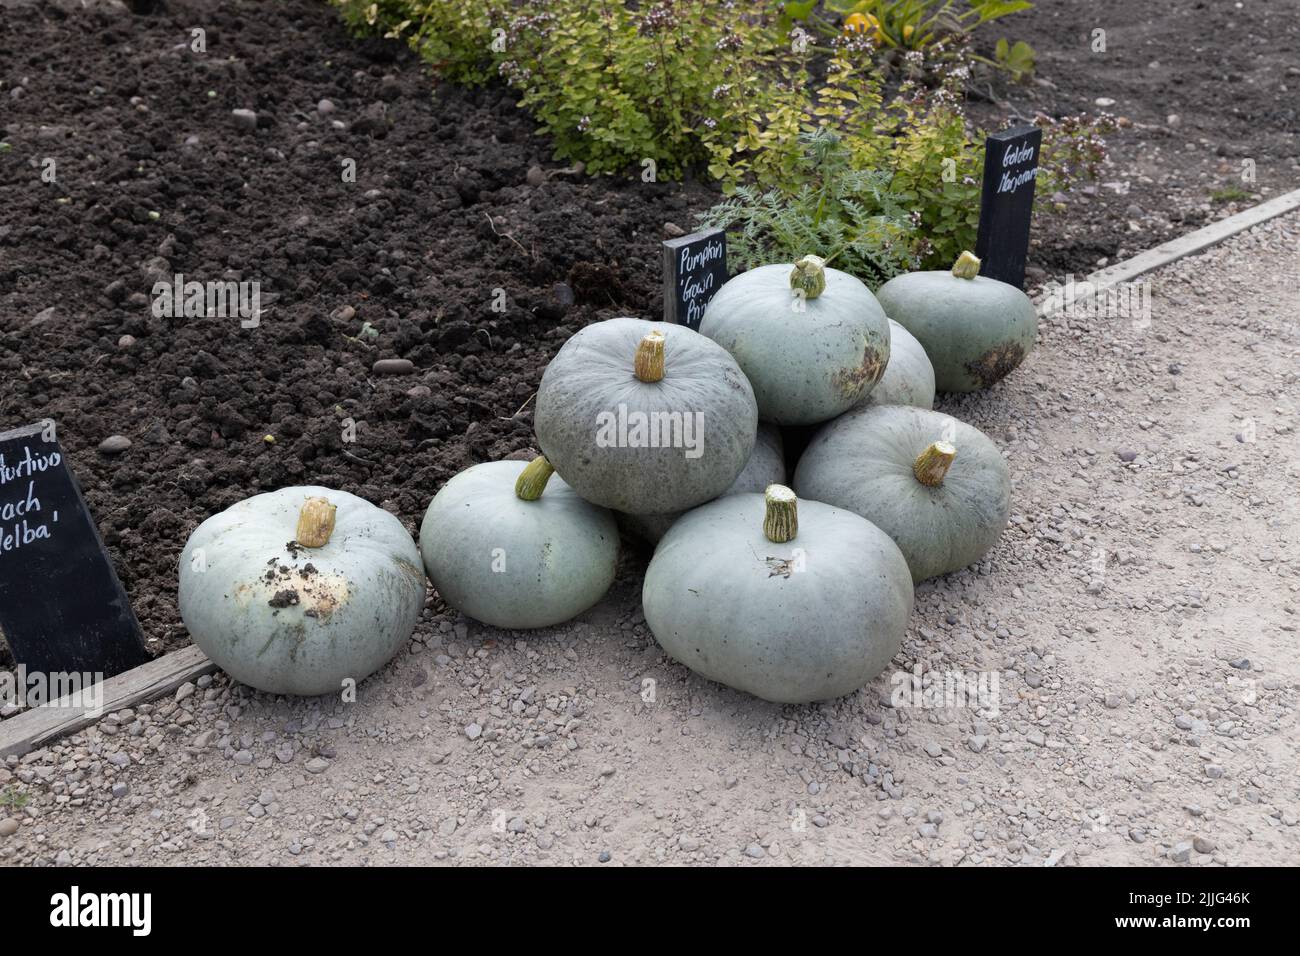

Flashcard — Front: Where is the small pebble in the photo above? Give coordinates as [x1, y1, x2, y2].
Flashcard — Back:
[98, 435, 132, 454]
[373, 358, 415, 376]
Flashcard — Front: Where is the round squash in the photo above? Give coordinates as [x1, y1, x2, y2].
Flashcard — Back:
[178, 487, 425, 696]
[875, 250, 1036, 393]
[617, 424, 785, 544]
[793, 404, 1011, 582]
[699, 256, 891, 425]
[863, 319, 935, 409]
[642, 484, 913, 703]
[534, 317, 757, 514]
[419, 456, 618, 629]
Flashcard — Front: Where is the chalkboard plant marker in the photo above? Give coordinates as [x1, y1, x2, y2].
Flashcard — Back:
[975, 124, 1042, 289]
[0, 421, 150, 677]
[662, 228, 728, 330]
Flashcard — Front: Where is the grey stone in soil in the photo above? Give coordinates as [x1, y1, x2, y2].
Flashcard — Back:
[231, 108, 258, 131]
[98, 435, 132, 454]
[372, 358, 415, 375]
[317, 99, 336, 116]
[0, 818, 20, 837]
[305, 757, 330, 774]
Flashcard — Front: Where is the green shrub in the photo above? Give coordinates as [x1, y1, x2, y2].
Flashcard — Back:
[332, 0, 505, 84]
[499, 2, 801, 178]
[335, 0, 1112, 280]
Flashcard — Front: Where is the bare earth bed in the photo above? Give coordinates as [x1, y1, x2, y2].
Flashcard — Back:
[2, 212, 1297, 867]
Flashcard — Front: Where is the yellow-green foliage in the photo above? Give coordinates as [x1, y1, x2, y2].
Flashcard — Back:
[332, 0, 1111, 275]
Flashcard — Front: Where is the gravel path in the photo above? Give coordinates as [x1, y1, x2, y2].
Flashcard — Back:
[2, 213, 1298, 867]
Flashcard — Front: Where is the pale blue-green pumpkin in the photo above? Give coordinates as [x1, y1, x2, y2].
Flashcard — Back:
[419, 457, 618, 629]
[862, 319, 935, 409]
[794, 404, 1012, 582]
[534, 317, 757, 515]
[642, 485, 913, 704]
[699, 257, 891, 425]
[875, 251, 1036, 393]
[178, 487, 425, 696]
[617, 423, 785, 544]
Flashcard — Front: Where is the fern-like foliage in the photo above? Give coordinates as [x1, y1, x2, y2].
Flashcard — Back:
[697, 129, 919, 289]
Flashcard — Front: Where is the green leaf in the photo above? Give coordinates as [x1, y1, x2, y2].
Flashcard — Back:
[970, 1, 1034, 23]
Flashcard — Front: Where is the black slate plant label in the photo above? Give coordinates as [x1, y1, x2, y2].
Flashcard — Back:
[662, 228, 727, 330]
[975, 124, 1042, 289]
[0, 421, 150, 678]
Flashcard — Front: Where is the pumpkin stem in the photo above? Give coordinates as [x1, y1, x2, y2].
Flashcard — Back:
[951, 251, 981, 279]
[763, 484, 798, 543]
[913, 441, 957, 487]
[789, 255, 827, 300]
[296, 497, 337, 548]
[515, 455, 556, 501]
[634, 330, 666, 383]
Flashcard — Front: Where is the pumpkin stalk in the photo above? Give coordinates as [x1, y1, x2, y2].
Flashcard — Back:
[913, 441, 957, 487]
[763, 484, 798, 544]
[515, 455, 556, 501]
[296, 497, 337, 548]
[789, 255, 827, 300]
[634, 330, 666, 383]
[951, 251, 981, 279]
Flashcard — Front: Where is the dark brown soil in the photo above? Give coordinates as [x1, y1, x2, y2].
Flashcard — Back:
[966, 0, 1300, 280]
[0, 0, 1293, 665]
[0, 0, 711, 661]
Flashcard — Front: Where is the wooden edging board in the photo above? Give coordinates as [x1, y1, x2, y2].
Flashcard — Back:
[3, 188, 1299, 761]
[1040, 186, 1300, 317]
[0, 645, 215, 759]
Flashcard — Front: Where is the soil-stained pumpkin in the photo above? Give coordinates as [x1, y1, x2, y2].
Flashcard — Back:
[419, 457, 618, 629]
[178, 486, 425, 696]
[699, 257, 891, 425]
[534, 317, 757, 514]
[794, 404, 1012, 582]
[875, 251, 1036, 393]
[642, 485, 913, 703]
